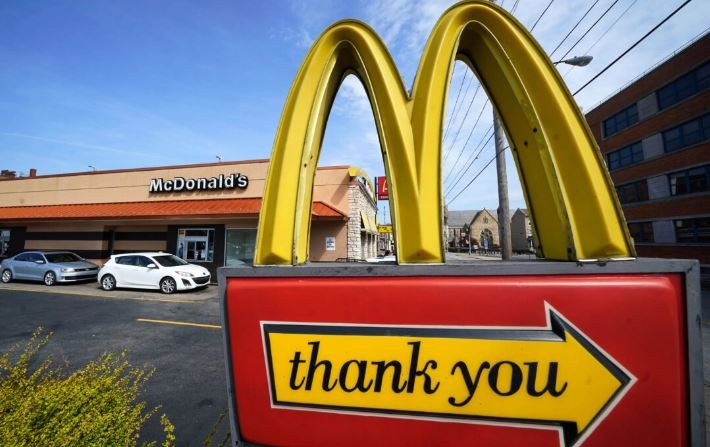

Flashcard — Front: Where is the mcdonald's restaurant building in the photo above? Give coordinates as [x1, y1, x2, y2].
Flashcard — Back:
[0, 160, 380, 279]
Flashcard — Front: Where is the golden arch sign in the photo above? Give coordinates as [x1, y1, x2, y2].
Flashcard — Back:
[222, 5, 705, 446]
[255, 0, 634, 265]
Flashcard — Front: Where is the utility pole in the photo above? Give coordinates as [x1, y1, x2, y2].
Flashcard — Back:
[488, 0, 511, 261]
[494, 110, 512, 260]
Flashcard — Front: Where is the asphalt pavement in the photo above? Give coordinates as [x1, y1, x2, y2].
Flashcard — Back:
[0, 278, 217, 302]
[0, 281, 226, 446]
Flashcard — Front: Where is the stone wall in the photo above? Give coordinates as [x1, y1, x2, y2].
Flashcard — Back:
[347, 181, 378, 260]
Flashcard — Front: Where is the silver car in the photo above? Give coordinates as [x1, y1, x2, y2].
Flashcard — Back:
[0, 251, 99, 286]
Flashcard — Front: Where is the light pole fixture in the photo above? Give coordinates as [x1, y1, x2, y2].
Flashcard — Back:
[553, 55, 593, 66]
[216, 155, 222, 163]
[88, 165, 96, 172]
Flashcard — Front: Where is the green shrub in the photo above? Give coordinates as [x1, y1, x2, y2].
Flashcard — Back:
[0, 328, 174, 447]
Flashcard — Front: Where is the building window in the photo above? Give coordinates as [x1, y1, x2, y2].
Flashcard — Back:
[606, 141, 643, 171]
[0, 229, 10, 257]
[603, 104, 639, 137]
[616, 180, 649, 204]
[176, 228, 214, 262]
[674, 217, 710, 243]
[480, 229, 493, 250]
[656, 61, 710, 110]
[628, 222, 654, 243]
[663, 113, 710, 153]
[225, 228, 256, 265]
[669, 164, 710, 196]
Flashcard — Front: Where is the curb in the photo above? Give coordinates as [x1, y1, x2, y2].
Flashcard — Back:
[0, 281, 217, 303]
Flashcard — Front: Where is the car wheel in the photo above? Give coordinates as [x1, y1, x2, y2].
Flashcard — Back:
[44, 271, 57, 286]
[101, 274, 116, 291]
[160, 277, 176, 294]
[1, 269, 12, 283]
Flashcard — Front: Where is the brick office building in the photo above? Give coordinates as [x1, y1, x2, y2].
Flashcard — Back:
[585, 31, 709, 266]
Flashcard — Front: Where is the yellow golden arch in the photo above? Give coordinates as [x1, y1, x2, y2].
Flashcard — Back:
[255, 0, 634, 265]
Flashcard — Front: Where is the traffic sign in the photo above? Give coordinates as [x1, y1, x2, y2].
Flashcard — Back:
[377, 224, 392, 233]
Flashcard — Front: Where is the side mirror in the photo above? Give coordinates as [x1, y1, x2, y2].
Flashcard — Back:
[146, 263, 158, 269]
[34, 260, 46, 265]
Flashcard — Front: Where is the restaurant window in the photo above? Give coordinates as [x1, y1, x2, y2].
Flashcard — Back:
[176, 228, 214, 262]
[0, 229, 10, 257]
[225, 229, 257, 266]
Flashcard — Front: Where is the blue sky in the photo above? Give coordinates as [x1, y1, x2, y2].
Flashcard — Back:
[1, 0, 708, 214]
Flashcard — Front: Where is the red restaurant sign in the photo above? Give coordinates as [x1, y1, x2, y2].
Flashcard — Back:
[221, 261, 704, 447]
[376, 176, 388, 200]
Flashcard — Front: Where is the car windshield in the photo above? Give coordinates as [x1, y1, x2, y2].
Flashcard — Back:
[153, 255, 189, 267]
[45, 253, 83, 263]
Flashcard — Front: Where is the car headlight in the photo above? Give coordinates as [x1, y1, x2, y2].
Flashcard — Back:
[61, 268, 75, 272]
[176, 271, 194, 278]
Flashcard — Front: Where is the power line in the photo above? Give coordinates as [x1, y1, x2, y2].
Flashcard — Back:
[443, 81, 482, 166]
[446, 145, 509, 207]
[574, 0, 694, 96]
[549, 0, 602, 57]
[443, 96, 489, 185]
[530, 0, 555, 32]
[445, 126, 494, 198]
[509, 0, 521, 15]
[562, 0, 639, 78]
[557, 0, 620, 62]
[442, 68, 469, 145]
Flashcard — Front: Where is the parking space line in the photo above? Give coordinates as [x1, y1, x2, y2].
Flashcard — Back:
[136, 318, 221, 329]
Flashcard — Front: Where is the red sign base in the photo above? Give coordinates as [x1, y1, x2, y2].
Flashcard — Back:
[220, 260, 704, 447]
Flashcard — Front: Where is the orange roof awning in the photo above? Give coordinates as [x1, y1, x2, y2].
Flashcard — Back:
[0, 198, 346, 221]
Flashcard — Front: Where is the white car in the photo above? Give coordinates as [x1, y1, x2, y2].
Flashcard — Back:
[98, 252, 210, 294]
[365, 255, 397, 263]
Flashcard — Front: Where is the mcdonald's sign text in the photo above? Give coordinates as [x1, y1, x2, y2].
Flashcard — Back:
[376, 176, 388, 200]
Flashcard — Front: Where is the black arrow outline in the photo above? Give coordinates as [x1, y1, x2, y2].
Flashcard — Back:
[261, 303, 635, 447]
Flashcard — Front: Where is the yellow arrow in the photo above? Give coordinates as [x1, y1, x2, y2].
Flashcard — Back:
[263, 305, 634, 447]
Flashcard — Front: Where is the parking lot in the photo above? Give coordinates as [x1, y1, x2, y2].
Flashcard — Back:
[0, 279, 227, 446]
[0, 278, 218, 302]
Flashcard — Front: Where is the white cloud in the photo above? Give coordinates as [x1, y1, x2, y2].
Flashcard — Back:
[363, 0, 457, 85]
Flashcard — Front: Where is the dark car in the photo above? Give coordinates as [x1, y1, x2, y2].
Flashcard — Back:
[0, 251, 99, 286]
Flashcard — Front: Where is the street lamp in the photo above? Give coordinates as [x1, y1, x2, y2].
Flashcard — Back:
[553, 55, 593, 66]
